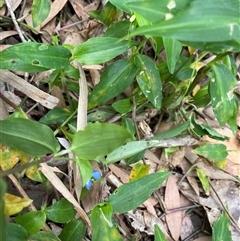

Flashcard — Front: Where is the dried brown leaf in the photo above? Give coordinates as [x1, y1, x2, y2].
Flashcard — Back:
[165, 175, 182, 241]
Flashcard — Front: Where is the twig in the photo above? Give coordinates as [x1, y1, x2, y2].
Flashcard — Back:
[4, 0, 27, 42]
[8, 173, 51, 231]
[209, 178, 240, 232]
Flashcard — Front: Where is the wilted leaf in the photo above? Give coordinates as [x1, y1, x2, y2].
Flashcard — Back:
[196, 168, 210, 196]
[165, 175, 182, 241]
[4, 193, 32, 216]
[0, 144, 29, 171]
[129, 163, 150, 182]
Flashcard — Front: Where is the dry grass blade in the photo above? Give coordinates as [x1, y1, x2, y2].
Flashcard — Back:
[0, 70, 59, 109]
[39, 163, 91, 230]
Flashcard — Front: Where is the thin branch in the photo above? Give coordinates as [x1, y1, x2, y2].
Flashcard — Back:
[4, 0, 27, 42]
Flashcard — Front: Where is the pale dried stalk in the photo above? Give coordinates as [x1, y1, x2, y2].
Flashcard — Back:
[0, 70, 59, 109]
[40, 163, 91, 229]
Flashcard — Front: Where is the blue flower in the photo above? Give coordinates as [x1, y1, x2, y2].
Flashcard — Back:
[85, 180, 93, 190]
[92, 170, 101, 180]
[85, 170, 101, 190]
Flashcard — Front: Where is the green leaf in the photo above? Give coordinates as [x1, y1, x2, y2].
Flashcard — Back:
[72, 37, 131, 65]
[46, 199, 76, 223]
[98, 2, 119, 26]
[196, 168, 210, 196]
[5, 223, 28, 241]
[135, 54, 162, 109]
[76, 158, 93, 186]
[32, 0, 50, 27]
[88, 59, 137, 109]
[106, 140, 157, 164]
[162, 37, 182, 74]
[39, 108, 72, 125]
[129, 0, 240, 53]
[151, 121, 189, 140]
[0, 118, 60, 156]
[58, 219, 86, 241]
[125, 0, 189, 23]
[112, 99, 132, 114]
[210, 63, 237, 126]
[212, 211, 232, 241]
[0, 42, 71, 72]
[71, 123, 133, 160]
[30, 231, 61, 241]
[193, 144, 228, 161]
[91, 203, 123, 241]
[15, 210, 46, 235]
[104, 20, 130, 38]
[190, 117, 229, 141]
[108, 171, 170, 213]
[154, 225, 167, 241]
[0, 178, 7, 241]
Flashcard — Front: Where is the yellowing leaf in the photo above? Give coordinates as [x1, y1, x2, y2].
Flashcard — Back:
[196, 168, 210, 196]
[129, 163, 150, 182]
[4, 193, 32, 216]
[0, 144, 29, 171]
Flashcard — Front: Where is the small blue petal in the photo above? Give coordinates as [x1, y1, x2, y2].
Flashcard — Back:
[92, 170, 101, 180]
[85, 180, 93, 190]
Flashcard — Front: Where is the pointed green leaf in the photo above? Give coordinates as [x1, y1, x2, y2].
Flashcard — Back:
[0, 42, 71, 72]
[154, 225, 168, 241]
[58, 219, 86, 241]
[152, 121, 189, 140]
[15, 210, 46, 235]
[5, 223, 28, 241]
[46, 199, 76, 223]
[163, 37, 182, 74]
[210, 63, 237, 126]
[212, 212, 232, 241]
[108, 171, 170, 213]
[129, 0, 240, 52]
[91, 203, 123, 241]
[196, 168, 210, 196]
[88, 59, 137, 109]
[106, 140, 157, 164]
[71, 123, 133, 160]
[32, 0, 51, 27]
[193, 144, 228, 161]
[135, 55, 162, 109]
[72, 37, 130, 65]
[112, 99, 132, 114]
[0, 118, 60, 156]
